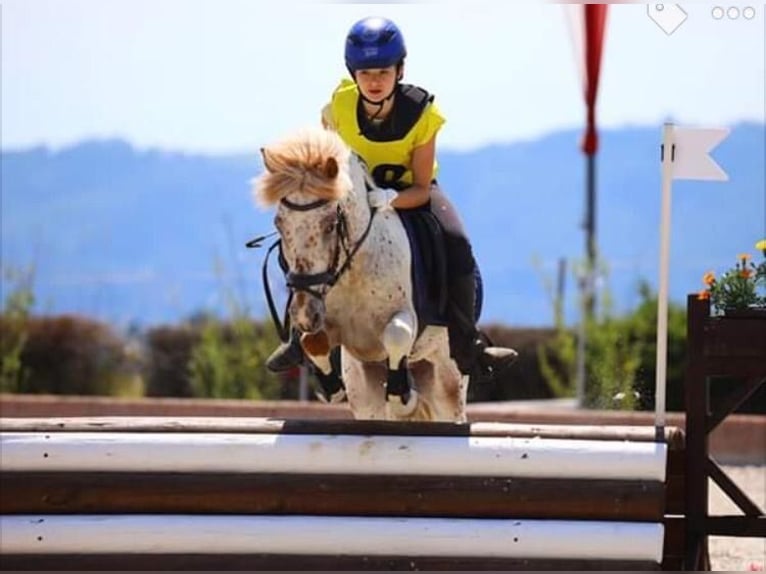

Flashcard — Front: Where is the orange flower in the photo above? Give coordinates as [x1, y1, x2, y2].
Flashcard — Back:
[703, 271, 716, 286]
[738, 253, 752, 262]
[697, 289, 710, 300]
[740, 268, 753, 279]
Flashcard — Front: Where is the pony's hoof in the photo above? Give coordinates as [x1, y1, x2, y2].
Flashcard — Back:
[328, 388, 347, 404]
[315, 388, 347, 404]
[386, 388, 418, 418]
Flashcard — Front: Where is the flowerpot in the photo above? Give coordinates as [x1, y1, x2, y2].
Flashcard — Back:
[721, 307, 766, 319]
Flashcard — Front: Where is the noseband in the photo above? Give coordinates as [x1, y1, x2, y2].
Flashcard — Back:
[280, 196, 377, 301]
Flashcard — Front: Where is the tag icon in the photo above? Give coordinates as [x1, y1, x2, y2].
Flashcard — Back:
[647, 4, 688, 35]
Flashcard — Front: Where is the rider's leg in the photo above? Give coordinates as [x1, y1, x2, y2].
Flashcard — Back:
[430, 184, 518, 378]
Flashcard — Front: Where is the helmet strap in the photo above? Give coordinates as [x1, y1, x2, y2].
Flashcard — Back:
[360, 86, 399, 123]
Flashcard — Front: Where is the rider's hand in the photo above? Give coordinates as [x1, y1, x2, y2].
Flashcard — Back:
[368, 188, 398, 211]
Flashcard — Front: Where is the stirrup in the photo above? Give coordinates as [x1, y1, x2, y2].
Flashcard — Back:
[481, 346, 519, 368]
[472, 342, 518, 385]
[475, 330, 518, 369]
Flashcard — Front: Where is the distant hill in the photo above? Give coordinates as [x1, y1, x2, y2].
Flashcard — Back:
[2, 123, 764, 328]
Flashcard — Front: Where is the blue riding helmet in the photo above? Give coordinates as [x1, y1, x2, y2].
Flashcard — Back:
[345, 17, 407, 74]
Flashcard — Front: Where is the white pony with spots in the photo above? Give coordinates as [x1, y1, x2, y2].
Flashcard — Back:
[253, 127, 466, 422]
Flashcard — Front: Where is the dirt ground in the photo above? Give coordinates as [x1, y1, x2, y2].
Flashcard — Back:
[709, 465, 766, 571]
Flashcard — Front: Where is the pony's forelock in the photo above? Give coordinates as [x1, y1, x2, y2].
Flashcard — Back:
[253, 128, 351, 208]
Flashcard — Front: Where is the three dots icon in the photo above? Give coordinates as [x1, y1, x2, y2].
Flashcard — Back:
[711, 6, 756, 20]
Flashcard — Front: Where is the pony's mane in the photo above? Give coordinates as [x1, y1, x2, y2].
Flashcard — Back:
[254, 127, 351, 207]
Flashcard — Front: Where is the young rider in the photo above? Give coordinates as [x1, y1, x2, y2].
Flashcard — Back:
[267, 16, 517, 383]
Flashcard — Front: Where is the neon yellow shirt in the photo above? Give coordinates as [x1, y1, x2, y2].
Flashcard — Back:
[327, 79, 446, 189]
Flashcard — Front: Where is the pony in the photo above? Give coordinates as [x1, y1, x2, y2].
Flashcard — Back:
[253, 127, 467, 422]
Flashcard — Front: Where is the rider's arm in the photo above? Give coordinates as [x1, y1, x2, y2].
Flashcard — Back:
[390, 135, 435, 209]
[321, 104, 336, 131]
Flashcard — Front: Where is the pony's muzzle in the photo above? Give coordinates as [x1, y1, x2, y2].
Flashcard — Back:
[290, 292, 326, 334]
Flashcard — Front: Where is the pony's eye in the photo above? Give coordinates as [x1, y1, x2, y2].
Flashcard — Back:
[325, 222, 336, 234]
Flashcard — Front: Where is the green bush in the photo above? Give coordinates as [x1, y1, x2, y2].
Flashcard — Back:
[538, 279, 687, 411]
[143, 325, 200, 397]
[2, 265, 143, 396]
[628, 283, 688, 412]
[188, 316, 282, 400]
[1, 265, 35, 393]
[15, 315, 137, 396]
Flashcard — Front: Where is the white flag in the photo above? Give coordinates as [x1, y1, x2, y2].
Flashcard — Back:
[670, 126, 729, 181]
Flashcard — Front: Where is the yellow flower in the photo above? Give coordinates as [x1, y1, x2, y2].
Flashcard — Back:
[701, 246, 766, 313]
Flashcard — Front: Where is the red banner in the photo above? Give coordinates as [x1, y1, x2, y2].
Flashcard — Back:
[581, 4, 608, 156]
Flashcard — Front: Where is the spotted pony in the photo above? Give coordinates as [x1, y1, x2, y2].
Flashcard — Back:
[253, 127, 467, 421]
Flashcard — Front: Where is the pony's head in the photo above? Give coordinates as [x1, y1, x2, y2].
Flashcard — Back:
[253, 127, 358, 334]
[254, 128, 352, 208]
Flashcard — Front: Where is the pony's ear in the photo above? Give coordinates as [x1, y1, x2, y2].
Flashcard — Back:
[323, 157, 339, 180]
[260, 147, 277, 173]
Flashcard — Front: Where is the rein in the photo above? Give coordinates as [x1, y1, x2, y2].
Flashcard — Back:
[245, 235, 291, 342]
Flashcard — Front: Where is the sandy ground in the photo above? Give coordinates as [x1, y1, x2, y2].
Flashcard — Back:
[709, 465, 766, 571]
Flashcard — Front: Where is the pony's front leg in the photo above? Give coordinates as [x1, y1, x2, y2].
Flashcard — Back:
[308, 352, 346, 404]
[301, 332, 345, 404]
[382, 310, 418, 417]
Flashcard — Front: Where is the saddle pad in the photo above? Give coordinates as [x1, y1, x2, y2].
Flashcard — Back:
[398, 209, 449, 332]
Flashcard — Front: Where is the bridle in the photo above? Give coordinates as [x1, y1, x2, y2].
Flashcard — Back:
[251, 185, 376, 342]
[280, 195, 377, 300]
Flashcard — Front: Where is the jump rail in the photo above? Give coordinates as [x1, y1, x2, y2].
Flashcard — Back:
[0, 417, 686, 571]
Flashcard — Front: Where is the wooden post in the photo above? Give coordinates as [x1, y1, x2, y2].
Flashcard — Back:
[684, 294, 710, 570]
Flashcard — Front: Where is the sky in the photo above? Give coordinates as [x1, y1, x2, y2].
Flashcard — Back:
[1, 1, 764, 154]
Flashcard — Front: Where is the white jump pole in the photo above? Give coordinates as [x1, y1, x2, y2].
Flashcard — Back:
[0, 514, 665, 562]
[0, 431, 667, 481]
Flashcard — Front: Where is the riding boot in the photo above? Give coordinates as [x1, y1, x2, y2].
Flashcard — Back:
[265, 328, 305, 373]
[447, 272, 518, 380]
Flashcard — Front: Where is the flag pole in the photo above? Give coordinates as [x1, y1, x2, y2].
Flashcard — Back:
[574, 4, 608, 408]
[655, 123, 729, 434]
[655, 122, 675, 431]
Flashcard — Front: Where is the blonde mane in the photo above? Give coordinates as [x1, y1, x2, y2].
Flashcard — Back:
[253, 127, 352, 207]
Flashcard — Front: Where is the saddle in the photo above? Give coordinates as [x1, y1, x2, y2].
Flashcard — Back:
[397, 205, 450, 334]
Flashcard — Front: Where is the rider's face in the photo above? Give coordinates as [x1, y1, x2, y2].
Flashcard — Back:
[354, 66, 399, 102]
